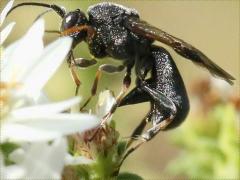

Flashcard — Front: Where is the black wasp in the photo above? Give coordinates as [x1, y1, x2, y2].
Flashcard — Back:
[7, 2, 235, 144]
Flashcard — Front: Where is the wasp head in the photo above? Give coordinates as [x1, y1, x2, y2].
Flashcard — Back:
[61, 9, 89, 45]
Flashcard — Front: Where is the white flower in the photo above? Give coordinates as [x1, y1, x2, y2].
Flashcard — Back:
[0, 3, 101, 179]
[1, 138, 68, 179]
[1, 91, 116, 178]
[65, 90, 116, 166]
[0, 18, 100, 142]
[1, 98, 101, 142]
[1, 22, 15, 45]
[0, 13, 99, 180]
[0, 0, 15, 45]
[0, 0, 14, 26]
[96, 90, 116, 122]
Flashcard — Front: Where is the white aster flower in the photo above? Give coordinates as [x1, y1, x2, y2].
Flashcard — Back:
[64, 90, 117, 166]
[0, 4, 101, 179]
[1, 98, 101, 142]
[1, 138, 68, 179]
[0, 18, 100, 142]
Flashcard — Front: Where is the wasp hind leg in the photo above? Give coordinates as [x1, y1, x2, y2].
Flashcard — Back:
[121, 81, 178, 164]
[120, 46, 190, 163]
[139, 82, 177, 140]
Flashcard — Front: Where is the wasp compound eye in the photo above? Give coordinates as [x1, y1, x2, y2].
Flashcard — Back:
[61, 9, 87, 31]
[60, 9, 88, 44]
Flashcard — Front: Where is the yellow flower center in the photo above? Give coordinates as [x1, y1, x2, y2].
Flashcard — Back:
[0, 81, 21, 121]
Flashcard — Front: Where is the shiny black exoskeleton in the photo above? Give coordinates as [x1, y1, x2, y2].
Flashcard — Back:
[7, 2, 235, 143]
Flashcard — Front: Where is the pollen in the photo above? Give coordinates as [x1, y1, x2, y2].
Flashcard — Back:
[0, 81, 21, 120]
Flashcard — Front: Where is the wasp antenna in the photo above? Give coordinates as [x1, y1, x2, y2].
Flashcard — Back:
[45, 30, 61, 34]
[33, 9, 53, 22]
[6, 2, 66, 18]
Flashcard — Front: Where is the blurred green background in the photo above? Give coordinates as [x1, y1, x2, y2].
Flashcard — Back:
[1, 0, 239, 179]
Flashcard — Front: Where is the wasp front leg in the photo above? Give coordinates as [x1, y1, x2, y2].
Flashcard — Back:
[67, 51, 81, 95]
[68, 50, 98, 96]
[99, 63, 133, 124]
[80, 64, 126, 111]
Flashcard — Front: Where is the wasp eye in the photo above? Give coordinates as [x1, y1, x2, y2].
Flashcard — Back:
[61, 9, 87, 31]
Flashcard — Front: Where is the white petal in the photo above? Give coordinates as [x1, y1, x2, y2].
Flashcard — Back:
[14, 90, 50, 105]
[0, 22, 15, 45]
[3, 165, 25, 179]
[2, 114, 99, 142]
[96, 90, 116, 120]
[22, 37, 72, 97]
[15, 113, 100, 132]
[12, 97, 81, 117]
[9, 148, 25, 164]
[1, 139, 67, 179]
[34, 91, 49, 104]
[65, 154, 94, 165]
[1, 38, 19, 69]
[0, 0, 14, 26]
[1, 123, 62, 142]
[2, 19, 44, 82]
[20, 138, 67, 179]
[0, 152, 25, 179]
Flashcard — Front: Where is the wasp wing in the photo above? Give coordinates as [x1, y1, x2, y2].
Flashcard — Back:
[124, 17, 235, 85]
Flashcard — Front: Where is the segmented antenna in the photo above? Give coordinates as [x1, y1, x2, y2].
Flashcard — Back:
[6, 2, 66, 18]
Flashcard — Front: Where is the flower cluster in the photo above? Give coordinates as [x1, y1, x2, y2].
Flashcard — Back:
[0, 1, 101, 179]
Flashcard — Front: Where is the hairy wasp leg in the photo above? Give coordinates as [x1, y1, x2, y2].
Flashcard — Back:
[126, 112, 150, 148]
[69, 65, 81, 96]
[120, 104, 175, 166]
[120, 116, 173, 164]
[74, 58, 97, 68]
[80, 64, 125, 111]
[88, 64, 133, 141]
[142, 117, 173, 141]
[119, 46, 190, 166]
[67, 51, 81, 95]
[83, 64, 131, 142]
[121, 83, 177, 162]
[139, 82, 177, 140]
[120, 113, 174, 164]
[119, 138, 146, 168]
[68, 51, 98, 96]
[100, 64, 133, 125]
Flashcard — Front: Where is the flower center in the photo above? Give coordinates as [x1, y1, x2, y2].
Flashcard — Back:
[0, 81, 21, 120]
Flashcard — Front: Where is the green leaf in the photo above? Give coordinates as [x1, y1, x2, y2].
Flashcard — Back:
[0, 142, 19, 165]
[117, 172, 143, 180]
